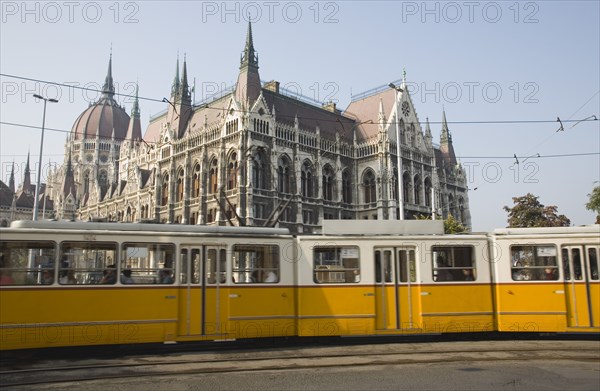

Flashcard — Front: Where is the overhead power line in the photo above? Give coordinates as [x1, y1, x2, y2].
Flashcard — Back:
[2, 73, 599, 127]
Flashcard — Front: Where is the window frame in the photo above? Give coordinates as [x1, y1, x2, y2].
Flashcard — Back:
[313, 246, 361, 284]
[510, 245, 559, 281]
[432, 245, 477, 282]
[59, 241, 118, 285]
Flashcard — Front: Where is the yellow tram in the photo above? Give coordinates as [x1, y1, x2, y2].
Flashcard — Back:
[0, 220, 598, 350]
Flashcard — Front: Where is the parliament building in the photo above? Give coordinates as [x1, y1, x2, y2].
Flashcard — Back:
[45, 22, 471, 233]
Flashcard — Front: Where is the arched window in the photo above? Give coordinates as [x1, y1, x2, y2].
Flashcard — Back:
[176, 168, 184, 202]
[209, 159, 218, 194]
[227, 152, 238, 190]
[161, 173, 169, 206]
[98, 170, 108, 187]
[414, 174, 422, 205]
[424, 177, 432, 207]
[342, 169, 352, 204]
[192, 163, 201, 198]
[403, 172, 410, 203]
[83, 170, 90, 194]
[458, 197, 465, 223]
[252, 150, 268, 189]
[322, 165, 334, 201]
[278, 156, 291, 194]
[448, 194, 455, 218]
[399, 119, 406, 145]
[363, 170, 376, 204]
[301, 161, 314, 197]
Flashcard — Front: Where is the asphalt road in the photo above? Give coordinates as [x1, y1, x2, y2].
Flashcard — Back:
[3, 340, 599, 390]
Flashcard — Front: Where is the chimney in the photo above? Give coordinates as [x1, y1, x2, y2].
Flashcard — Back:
[322, 101, 340, 114]
[264, 80, 280, 93]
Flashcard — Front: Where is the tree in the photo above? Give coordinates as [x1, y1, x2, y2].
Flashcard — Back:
[444, 214, 468, 234]
[503, 193, 570, 228]
[417, 214, 468, 234]
[585, 186, 600, 224]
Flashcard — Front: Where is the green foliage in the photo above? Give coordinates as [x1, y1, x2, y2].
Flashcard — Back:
[416, 214, 468, 234]
[585, 186, 600, 224]
[444, 214, 468, 234]
[503, 193, 570, 228]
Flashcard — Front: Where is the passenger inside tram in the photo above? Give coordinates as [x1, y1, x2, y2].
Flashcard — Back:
[100, 265, 117, 284]
[159, 269, 173, 284]
[0, 255, 14, 285]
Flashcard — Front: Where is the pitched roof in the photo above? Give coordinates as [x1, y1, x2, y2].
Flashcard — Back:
[261, 89, 355, 142]
[344, 88, 396, 141]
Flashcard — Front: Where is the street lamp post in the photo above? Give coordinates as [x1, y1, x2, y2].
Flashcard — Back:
[388, 83, 404, 220]
[32, 94, 58, 221]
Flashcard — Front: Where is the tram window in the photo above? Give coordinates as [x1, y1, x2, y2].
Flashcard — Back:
[180, 249, 202, 284]
[180, 249, 188, 283]
[0, 241, 56, 286]
[562, 248, 583, 281]
[121, 243, 176, 284]
[510, 245, 558, 281]
[375, 250, 392, 283]
[432, 246, 476, 282]
[60, 242, 117, 285]
[313, 246, 360, 284]
[399, 249, 416, 283]
[206, 249, 226, 284]
[589, 248, 599, 280]
[232, 245, 280, 283]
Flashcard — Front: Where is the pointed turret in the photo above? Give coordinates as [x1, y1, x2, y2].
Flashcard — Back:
[167, 55, 192, 140]
[22, 151, 32, 195]
[439, 110, 457, 167]
[126, 84, 142, 141]
[425, 117, 433, 148]
[180, 55, 190, 100]
[235, 20, 261, 106]
[101, 53, 115, 98]
[171, 56, 180, 97]
[378, 98, 386, 133]
[62, 150, 77, 198]
[241, 20, 258, 68]
[8, 162, 15, 193]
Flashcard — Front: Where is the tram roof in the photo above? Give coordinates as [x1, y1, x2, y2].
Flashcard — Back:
[320, 220, 445, 235]
[7, 220, 291, 236]
[493, 225, 600, 236]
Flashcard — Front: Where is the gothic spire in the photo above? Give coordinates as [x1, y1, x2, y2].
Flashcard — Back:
[440, 109, 452, 144]
[101, 52, 115, 98]
[240, 19, 258, 69]
[235, 21, 261, 105]
[126, 84, 142, 141]
[8, 161, 15, 193]
[131, 84, 140, 118]
[23, 151, 31, 193]
[62, 149, 77, 197]
[180, 54, 190, 100]
[171, 55, 180, 96]
[424, 117, 433, 149]
[439, 110, 457, 167]
[378, 97, 386, 133]
[425, 117, 432, 138]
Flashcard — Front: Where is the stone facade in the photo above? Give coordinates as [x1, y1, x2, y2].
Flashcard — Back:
[47, 23, 470, 233]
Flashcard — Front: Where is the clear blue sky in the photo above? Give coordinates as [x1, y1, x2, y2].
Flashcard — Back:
[1, 1, 598, 231]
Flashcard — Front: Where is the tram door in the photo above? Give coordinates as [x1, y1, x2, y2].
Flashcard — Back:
[178, 245, 228, 337]
[561, 245, 599, 328]
[374, 247, 420, 331]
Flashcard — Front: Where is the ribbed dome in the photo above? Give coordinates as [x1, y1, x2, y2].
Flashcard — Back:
[70, 54, 130, 142]
[70, 96, 130, 141]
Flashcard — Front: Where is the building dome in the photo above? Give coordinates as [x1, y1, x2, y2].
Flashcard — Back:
[70, 55, 130, 142]
[70, 96, 130, 141]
